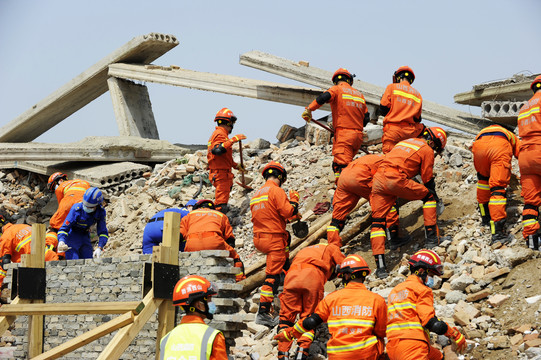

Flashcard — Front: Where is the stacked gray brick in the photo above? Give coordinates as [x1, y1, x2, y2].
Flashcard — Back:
[2, 250, 245, 359]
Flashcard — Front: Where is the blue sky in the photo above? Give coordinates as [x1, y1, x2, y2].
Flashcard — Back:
[1, 1, 540, 145]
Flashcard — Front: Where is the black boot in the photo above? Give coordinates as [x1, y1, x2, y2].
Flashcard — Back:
[215, 203, 229, 214]
[490, 220, 513, 244]
[294, 347, 310, 360]
[256, 302, 278, 328]
[278, 351, 289, 360]
[374, 254, 389, 279]
[526, 232, 541, 250]
[425, 225, 439, 249]
[388, 226, 412, 250]
[478, 203, 491, 226]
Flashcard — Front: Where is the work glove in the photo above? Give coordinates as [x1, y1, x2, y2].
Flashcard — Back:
[93, 247, 103, 259]
[289, 190, 300, 203]
[445, 325, 466, 354]
[301, 108, 312, 122]
[57, 241, 70, 252]
[274, 328, 294, 342]
[236, 162, 246, 173]
[230, 134, 247, 143]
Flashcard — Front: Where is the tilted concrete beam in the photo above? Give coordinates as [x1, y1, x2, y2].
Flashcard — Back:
[239, 51, 492, 135]
[0, 33, 178, 143]
[454, 74, 538, 106]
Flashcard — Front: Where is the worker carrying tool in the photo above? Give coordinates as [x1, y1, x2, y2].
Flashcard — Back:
[142, 199, 197, 254]
[275, 243, 345, 360]
[471, 124, 519, 244]
[57, 187, 109, 260]
[47, 172, 90, 232]
[302, 68, 370, 182]
[160, 275, 228, 360]
[207, 107, 247, 214]
[518, 75, 541, 251]
[274, 254, 387, 360]
[369, 127, 447, 279]
[181, 199, 245, 282]
[378, 66, 425, 154]
[386, 249, 466, 359]
[250, 161, 300, 327]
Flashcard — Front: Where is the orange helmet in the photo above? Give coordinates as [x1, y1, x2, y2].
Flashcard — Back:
[408, 249, 443, 276]
[424, 127, 447, 153]
[214, 108, 237, 126]
[393, 66, 415, 84]
[47, 172, 67, 191]
[338, 254, 371, 277]
[172, 275, 218, 307]
[531, 75, 541, 93]
[332, 68, 354, 85]
[262, 161, 287, 183]
[193, 199, 215, 210]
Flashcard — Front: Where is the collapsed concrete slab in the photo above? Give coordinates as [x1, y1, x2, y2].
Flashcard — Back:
[481, 100, 527, 125]
[0, 33, 178, 143]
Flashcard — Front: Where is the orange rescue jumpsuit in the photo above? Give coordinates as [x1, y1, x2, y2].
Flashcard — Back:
[250, 179, 297, 312]
[517, 90, 541, 244]
[370, 138, 436, 255]
[307, 82, 368, 180]
[379, 80, 424, 154]
[49, 179, 90, 230]
[386, 275, 443, 360]
[472, 125, 519, 225]
[287, 281, 387, 360]
[207, 126, 239, 210]
[181, 208, 245, 281]
[277, 243, 345, 355]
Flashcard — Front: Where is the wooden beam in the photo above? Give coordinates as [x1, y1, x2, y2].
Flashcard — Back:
[31, 311, 134, 360]
[0, 297, 31, 336]
[0, 301, 143, 316]
[28, 223, 46, 358]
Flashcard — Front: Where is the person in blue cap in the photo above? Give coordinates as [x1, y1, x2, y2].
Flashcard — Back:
[142, 199, 197, 254]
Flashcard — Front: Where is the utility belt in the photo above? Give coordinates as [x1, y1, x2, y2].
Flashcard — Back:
[148, 217, 164, 224]
[476, 131, 509, 141]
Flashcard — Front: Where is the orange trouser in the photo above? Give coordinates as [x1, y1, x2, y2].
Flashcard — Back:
[332, 128, 363, 166]
[382, 122, 425, 154]
[519, 145, 541, 238]
[209, 169, 233, 206]
[472, 136, 512, 223]
[254, 233, 289, 305]
[387, 339, 442, 360]
[278, 266, 324, 352]
[49, 194, 83, 229]
[370, 168, 433, 255]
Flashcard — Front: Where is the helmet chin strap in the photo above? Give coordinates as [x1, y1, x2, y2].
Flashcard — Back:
[414, 268, 429, 284]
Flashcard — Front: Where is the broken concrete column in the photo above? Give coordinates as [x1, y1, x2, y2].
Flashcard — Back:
[481, 100, 526, 125]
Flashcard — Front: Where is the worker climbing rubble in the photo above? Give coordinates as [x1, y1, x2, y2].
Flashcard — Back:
[471, 124, 519, 244]
[369, 127, 447, 279]
[274, 254, 387, 360]
[275, 243, 345, 360]
[207, 107, 247, 214]
[302, 68, 370, 183]
[386, 249, 466, 359]
[250, 161, 300, 327]
[46, 172, 90, 232]
[180, 199, 246, 282]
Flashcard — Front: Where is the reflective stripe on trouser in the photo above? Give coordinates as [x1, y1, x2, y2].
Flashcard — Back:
[522, 205, 540, 238]
[209, 170, 233, 207]
[477, 178, 490, 204]
[326, 225, 342, 247]
[387, 205, 399, 228]
[489, 195, 507, 222]
[370, 219, 386, 256]
[422, 199, 437, 227]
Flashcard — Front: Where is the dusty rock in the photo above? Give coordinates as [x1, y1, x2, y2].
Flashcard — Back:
[487, 294, 511, 307]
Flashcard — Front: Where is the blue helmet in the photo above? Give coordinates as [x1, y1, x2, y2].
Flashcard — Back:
[186, 199, 198, 207]
[83, 187, 103, 208]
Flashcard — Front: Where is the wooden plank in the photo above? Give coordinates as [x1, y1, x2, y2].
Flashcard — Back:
[28, 223, 46, 358]
[31, 311, 134, 360]
[97, 291, 162, 360]
[30, 223, 46, 268]
[0, 297, 30, 336]
[0, 301, 143, 316]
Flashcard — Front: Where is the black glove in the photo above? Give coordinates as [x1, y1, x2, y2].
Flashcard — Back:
[363, 112, 370, 127]
[2, 254, 11, 267]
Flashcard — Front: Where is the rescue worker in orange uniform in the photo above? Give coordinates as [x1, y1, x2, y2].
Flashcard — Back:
[370, 127, 447, 279]
[250, 161, 300, 327]
[471, 124, 519, 243]
[276, 243, 345, 360]
[378, 66, 425, 154]
[274, 254, 387, 360]
[328, 154, 411, 249]
[387, 249, 466, 360]
[181, 200, 245, 282]
[302, 68, 370, 182]
[47, 172, 90, 231]
[160, 275, 228, 360]
[517, 75, 541, 251]
[207, 108, 247, 213]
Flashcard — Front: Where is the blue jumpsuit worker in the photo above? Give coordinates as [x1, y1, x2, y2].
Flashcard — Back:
[142, 199, 197, 254]
[58, 187, 108, 260]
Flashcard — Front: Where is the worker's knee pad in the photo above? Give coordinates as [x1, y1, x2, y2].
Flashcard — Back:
[371, 217, 386, 230]
[422, 192, 435, 203]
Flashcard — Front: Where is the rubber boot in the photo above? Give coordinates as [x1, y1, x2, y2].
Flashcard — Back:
[294, 347, 310, 360]
[388, 226, 412, 250]
[478, 203, 491, 226]
[374, 254, 389, 279]
[425, 225, 439, 249]
[278, 351, 289, 360]
[256, 302, 279, 328]
[490, 220, 513, 244]
[526, 232, 541, 251]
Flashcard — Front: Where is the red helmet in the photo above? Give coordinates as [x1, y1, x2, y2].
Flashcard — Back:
[393, 66, 415, 84]
[47, 172, 67, 191]
[262, 161, 287, 183]
[408, 249, 443, 276]
[338, 254, 371, 277]
[172, 275, 218, 306]
[425, 126, 447, 153]
[193, 199, 215, 210]
[214, 108, 237, 125]
[531, 75, 541, 93]
[332, 68, 354, 85]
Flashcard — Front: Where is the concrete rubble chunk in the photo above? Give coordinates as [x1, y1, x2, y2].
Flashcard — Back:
[487, 294, 511, 307]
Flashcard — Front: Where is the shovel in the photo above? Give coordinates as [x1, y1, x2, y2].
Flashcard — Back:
[292, 219, 309, 238]
[235, 141, 253, 191]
